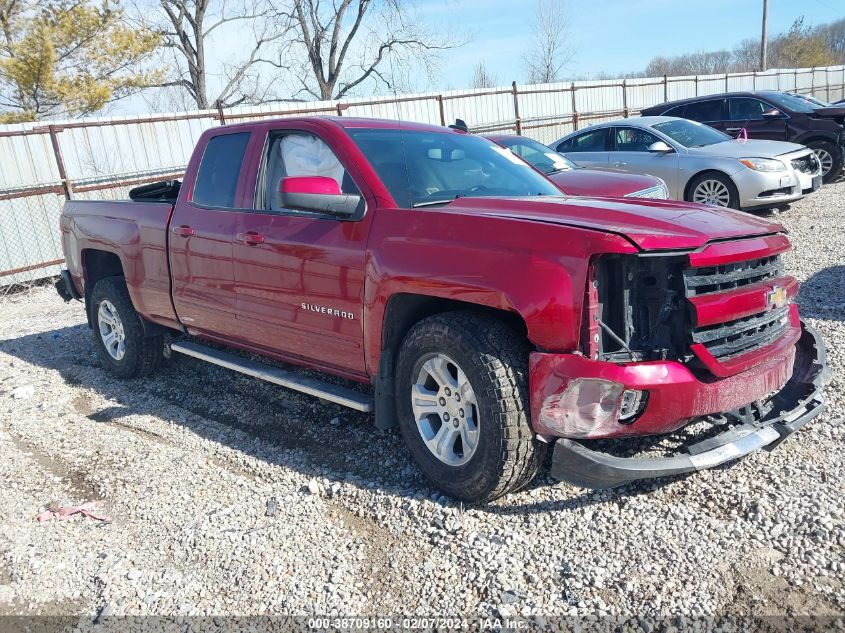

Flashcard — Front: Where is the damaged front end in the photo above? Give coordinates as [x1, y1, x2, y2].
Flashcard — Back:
[548, 321, 829, 489]
[532, 236, 830, 488]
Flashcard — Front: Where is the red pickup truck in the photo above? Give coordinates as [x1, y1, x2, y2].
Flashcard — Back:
[56, 116, 829, 501]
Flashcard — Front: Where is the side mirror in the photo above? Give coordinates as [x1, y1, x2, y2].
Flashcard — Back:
[647, 141, 674, 153]
[761, 108, 784, 119]
[278, 176, 360, 217]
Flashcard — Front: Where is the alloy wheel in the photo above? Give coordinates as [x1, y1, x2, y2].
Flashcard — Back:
[97, 299, 126, 360]
[692, 179, 731, 207]
[411, 354, 480, 466]
[813, 148, 833, 176]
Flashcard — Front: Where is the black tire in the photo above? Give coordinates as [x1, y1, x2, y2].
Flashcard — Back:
[686, 172, 740, 210]
[89, 276, 163, 379]
[806, 139, 843, 183]
[395, 312, 546, 502]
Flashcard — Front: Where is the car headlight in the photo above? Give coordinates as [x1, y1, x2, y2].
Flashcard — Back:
[625, 181, 669, 199]
[738, 158, 786, 172]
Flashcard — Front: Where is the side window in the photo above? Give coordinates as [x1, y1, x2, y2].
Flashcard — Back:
[613, 127, 661, 152]
[684, 99, 723, 122]
[262, 132, 359, 212]
[664, 104, 686, 117]
[728, 98, 769, 121]
[557, 128, 609, 153]
[192, 132, 250, 208]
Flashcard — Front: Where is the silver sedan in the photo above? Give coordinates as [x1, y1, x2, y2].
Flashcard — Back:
[551, 116, 822, 211]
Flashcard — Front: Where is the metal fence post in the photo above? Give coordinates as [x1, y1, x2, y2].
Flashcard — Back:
[663, 75, 668, 102]
[436, 95, 445, 126]
[810, 66, 816, 96]
[47, 125, 72, 199]
[216, 100, 226, 125]
[694, 75, 699, 96]
[621, 79, 628, 117]
[571, 83, 578, 131]
[511, 82, 522, 134]
[724, 73, 729, 91]
[752, 71, 756, 90]
[336, 103, 345, 116]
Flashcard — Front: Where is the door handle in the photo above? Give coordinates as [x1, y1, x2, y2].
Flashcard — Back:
[236, 231, 265, 245]
[172, 225, 195, 237]
[613, 161, 627, 167]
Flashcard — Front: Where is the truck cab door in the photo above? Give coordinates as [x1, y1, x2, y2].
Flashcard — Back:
[230, 126, 373, 378]
[169, 131, 251, 340]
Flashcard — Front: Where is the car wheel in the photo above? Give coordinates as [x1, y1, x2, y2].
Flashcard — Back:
[806, 140, 842, 182]
[90, 276, 163, 379]
[687, 173, 739, 209]
[395, 312, 546, 502]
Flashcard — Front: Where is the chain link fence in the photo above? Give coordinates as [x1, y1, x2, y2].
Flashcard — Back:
[2, 64, 845, 294]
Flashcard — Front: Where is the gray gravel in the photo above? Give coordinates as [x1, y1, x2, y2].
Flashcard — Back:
[0, 182, 843, 620]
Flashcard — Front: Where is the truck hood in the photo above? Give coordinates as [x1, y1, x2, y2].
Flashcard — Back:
[691, 138, 807, 158]
[443, 196, 784, 251]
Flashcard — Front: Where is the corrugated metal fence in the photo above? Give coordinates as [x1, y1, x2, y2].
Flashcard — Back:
[2, 64, 844, 287]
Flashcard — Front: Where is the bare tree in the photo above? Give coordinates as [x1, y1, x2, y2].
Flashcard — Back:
[470, 61, 497, 89]
[278, 0, 461, 101]
[149, 0, 287, 109]
[815, 18, 845, 63]
[523, 0, 574, 84]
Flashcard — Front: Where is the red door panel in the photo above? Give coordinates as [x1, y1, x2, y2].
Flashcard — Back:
[232, 212, 368, 375]
[168, 203, 239, 339]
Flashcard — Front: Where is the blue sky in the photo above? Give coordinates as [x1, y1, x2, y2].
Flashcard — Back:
[435, 0, 844, 88]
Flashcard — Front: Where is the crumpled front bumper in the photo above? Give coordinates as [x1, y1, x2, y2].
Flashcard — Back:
[550, 321, 830, 489]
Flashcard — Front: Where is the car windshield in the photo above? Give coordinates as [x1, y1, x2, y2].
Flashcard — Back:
[761, 91, 817, 113]
[492, 136, 577, 174]
[791, 93, 831, 108]
[651, 119, 731, 148]
[348, 128, 561, 208]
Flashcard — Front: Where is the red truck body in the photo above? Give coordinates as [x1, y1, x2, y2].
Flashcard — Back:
[58, 116, 828, 497]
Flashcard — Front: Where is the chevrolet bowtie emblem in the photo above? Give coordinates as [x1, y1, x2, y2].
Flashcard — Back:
[766, 285, 788, 309]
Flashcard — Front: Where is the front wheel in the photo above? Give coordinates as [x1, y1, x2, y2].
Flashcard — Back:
[687, 172, 739, 209]
[395, 312, 546, 502]
[90, 277, 163, 379]
[806, 139, 842, 182]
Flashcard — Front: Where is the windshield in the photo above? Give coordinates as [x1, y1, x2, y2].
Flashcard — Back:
[348, 129, 561, 208]
[761, 91, 817, 113]
[651, 119, 731, 148]
[791, 93, 831, 108]
[493, 136, 577, 174]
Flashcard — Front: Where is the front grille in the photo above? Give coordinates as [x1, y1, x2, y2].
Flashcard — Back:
[683, 255, 783, 296]
[685, 253, 789, 362]
[791, 153, 820, 174]
[691, 306, 790, 361]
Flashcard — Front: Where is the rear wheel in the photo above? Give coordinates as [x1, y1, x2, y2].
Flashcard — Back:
[90, 277, 163, 379]
[806, 139, 842, 182]
[395, 312, 545, 502]
[687, 172, 739, 209]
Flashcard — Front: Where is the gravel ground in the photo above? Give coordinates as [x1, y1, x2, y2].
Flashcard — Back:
[0, 182, 843, 622]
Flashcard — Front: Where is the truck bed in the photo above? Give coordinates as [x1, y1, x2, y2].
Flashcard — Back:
[61, 199, 179, 328]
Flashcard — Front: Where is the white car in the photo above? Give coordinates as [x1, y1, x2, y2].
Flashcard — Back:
[551, 117, 822, 211]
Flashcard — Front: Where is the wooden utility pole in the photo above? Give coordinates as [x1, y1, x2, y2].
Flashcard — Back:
[760, 0, 769, 71]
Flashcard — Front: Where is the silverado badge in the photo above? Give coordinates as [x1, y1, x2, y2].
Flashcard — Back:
[766, 285, 788, 310]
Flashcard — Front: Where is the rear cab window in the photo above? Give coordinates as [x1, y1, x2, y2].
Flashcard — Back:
[192, 132, 251, 208]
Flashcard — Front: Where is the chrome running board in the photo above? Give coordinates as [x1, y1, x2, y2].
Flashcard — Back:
[170, 340, 374, 412]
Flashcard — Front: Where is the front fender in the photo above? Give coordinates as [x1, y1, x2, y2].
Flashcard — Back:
[362, 207, 638, 375]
